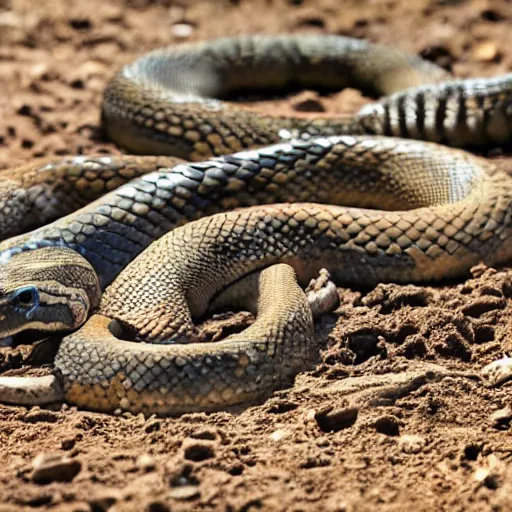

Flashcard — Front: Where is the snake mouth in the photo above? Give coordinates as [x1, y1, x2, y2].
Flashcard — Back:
[0, 336, 13, 347]
[0, 329, 58, 348]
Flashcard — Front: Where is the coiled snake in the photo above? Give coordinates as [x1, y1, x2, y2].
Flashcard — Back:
[0, 34, 512, 415]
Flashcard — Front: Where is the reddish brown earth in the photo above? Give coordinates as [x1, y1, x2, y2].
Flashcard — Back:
[1, 0, 512, 510]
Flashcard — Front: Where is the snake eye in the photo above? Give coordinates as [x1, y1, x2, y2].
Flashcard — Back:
[13, 287, 39, 309]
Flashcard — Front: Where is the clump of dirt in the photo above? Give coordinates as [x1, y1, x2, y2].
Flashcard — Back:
[1, 0, 512, 510]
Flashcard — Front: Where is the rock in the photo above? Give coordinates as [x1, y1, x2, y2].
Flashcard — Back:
[398, 434, 426, 454]
[269, 429, 289, 442]
[306, 268, 340, 318]
[481, 357, 512, 386]
[171, 23, 194, 39]
[489, 406, 512, 429]
[0, 11, 21, 28]
[61, 436, 78, 451]
[168, 485, 200, 501]
[472, 41, 501, 62]
[136, 453, 156, 472]
[144, 418, 162, 433]
[374, 415, 400, 436]
[23, 407, 59, 423]
[182, 439, 215, 462]
[88, 489, 122, 511]
[189, 428, 217, 440]
[474, 454, 504, 489]
[31, 453, 81, 484]
[314, 406, 359, 432]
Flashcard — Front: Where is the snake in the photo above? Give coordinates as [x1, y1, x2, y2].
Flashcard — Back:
[0, 34, 512, 414]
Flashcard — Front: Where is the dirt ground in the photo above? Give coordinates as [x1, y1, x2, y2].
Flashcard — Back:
[1, 0, 512, 510]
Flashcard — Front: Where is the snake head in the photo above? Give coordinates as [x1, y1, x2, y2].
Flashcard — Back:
[0, 247, 101, 341]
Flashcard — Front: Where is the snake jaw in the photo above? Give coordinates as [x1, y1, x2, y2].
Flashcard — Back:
[0, 286, 90, 338]
[0, 336, 13, 347]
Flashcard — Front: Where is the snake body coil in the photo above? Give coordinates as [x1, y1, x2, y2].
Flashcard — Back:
[0, 34, 512, 414]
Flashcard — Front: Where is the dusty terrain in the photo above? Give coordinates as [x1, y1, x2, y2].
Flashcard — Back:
[1, 0, 512, 510]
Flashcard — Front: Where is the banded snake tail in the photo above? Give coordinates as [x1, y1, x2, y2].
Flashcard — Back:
[0, 34, 512, 414]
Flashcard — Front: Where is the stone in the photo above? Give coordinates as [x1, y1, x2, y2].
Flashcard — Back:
[398, 434, 426, 454]
[374, 415, 400, 436]
[168, 485, 200, 501]
[489, 405, 512, 429]
[171, 23, 194, 39]
[23, 406, 59, 423]
[136, 453, 156, 472]
[31, 453, 81, 484]
[314, 406, 359, 432]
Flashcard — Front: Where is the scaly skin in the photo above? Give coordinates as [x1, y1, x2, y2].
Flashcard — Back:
[2, 35, 510, 242]
[0, 155, 183, 240]
[358, 74, 512, 147]
[0, 135, 499, 293]
[57, 265, 316, 415]
[0, 33, 451, 240]
[1, 35, 512, 413]
[101, 34, 449, 158]
[1, 135, 512, 413]
[56, 181, 512, 414]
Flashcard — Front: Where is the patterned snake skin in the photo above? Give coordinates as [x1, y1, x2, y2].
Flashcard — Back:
[1, 34, 512, 414]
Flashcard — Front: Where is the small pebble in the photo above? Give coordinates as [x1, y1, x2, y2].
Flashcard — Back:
[189, 428, 217, 440]
[269, 429, 289, 442]
[31, 453, 81, 484]
[136, 453, 156, 472]
[144, 418, 162, 433]
[472, 41, 500, 62]
[0, 11, 21, 28]
[481, 357, 512, 386]
[61, 437, 77, 451]
[171, 23, 193, 39]
[474, 454, 504, 489]
[314, 406, 359, 432]
[489, 405, 512, 429]
[374, 415, 400, 436]
[398, 434, 426, 454]
[168, 485, 200, 501]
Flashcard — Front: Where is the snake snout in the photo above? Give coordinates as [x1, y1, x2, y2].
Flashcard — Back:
[0, 248, 101, 340]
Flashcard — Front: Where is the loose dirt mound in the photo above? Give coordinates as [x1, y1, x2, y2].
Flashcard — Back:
[1, 0, 512, 510]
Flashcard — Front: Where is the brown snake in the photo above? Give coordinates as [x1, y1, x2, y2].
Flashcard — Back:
[0, 34, 512, 415]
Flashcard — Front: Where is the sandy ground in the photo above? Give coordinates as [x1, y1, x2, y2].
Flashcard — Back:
[1, 0, 512, 510]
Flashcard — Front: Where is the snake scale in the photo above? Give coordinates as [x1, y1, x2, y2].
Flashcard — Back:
[0, 34, 512, 415]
